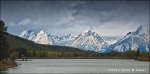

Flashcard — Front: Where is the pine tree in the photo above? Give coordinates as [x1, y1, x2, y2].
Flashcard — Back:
[0, 20, 9, 61]
[137, 48, 140, 57]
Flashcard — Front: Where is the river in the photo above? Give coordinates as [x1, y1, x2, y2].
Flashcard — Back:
[1, 59, 149, 73]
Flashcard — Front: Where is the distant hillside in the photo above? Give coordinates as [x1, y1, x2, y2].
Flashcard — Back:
[5, 32, 98, 53]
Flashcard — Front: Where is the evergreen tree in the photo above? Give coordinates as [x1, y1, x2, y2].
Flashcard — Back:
[137, 48, 140, 57]
[0, 20, 8, 61]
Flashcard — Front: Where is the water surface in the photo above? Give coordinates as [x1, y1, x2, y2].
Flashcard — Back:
[1, 59, 149, 73]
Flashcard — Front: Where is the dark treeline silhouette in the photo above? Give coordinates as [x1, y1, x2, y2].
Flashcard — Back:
[0, 20, 9, 61]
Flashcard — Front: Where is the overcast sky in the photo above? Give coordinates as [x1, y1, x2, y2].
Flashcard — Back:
[1, 0, 149, 40]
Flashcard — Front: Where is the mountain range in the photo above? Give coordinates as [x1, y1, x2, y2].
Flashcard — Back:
[6, 32, 96, 53]
[19, 25, 149, 53]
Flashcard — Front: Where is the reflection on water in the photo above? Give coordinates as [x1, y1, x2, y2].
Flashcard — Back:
[1, 59, 149, 73]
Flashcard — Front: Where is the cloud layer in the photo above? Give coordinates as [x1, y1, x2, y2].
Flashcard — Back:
[18, 18, 32, 25]
[1, 1, 149, 40]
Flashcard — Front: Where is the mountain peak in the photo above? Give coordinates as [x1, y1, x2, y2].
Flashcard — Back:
[138, 25, 143, 30]
[39, 30, 47, 34]
[112, 25, 149, 52]
[70, 30, 108, 52]
[27, 29, 36, 32]
[39, 30, 45, 32]
[80, 30, 100, 37]
[21, 29, 37, 34]
[134, 25, 143, 34]
[81, 30, 93, 35]
[83, 30, 92, 33]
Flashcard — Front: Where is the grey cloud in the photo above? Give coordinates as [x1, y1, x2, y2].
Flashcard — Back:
[70, 1, 119, 17]
[1, 1, 149, 37]
[52, 1, 149, 37]
[56, 23, 75, 29]
[69, 1, 149, 23]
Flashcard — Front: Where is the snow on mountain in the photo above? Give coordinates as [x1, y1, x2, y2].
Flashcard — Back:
[111, 25, 150, 52]
[19, 30, 37, 40]
[19, 30, 58, 45]
[105, 39, 118, 45]
[69, 30, 109, 52]
[134, 25, 149, 42]
[50, 34, 76, 46]
[33, 30, 58, 45]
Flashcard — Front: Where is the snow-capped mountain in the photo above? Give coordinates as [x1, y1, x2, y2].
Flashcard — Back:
[19, 30, 37, 40]
[33, 30, 58, 45]
[105, 39, 118, 45]
[110, 25, 150, 52]
[50, 34, 76, 46]
[19, 29, 76, 46]
[19, 30, 58, 45]
[69, 30, 109, 52]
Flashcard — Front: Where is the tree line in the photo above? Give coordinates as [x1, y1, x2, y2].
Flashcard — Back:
[0, 20, 9, 61]
[9, 47, 88, 58]
[9, 47, 149, 59]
